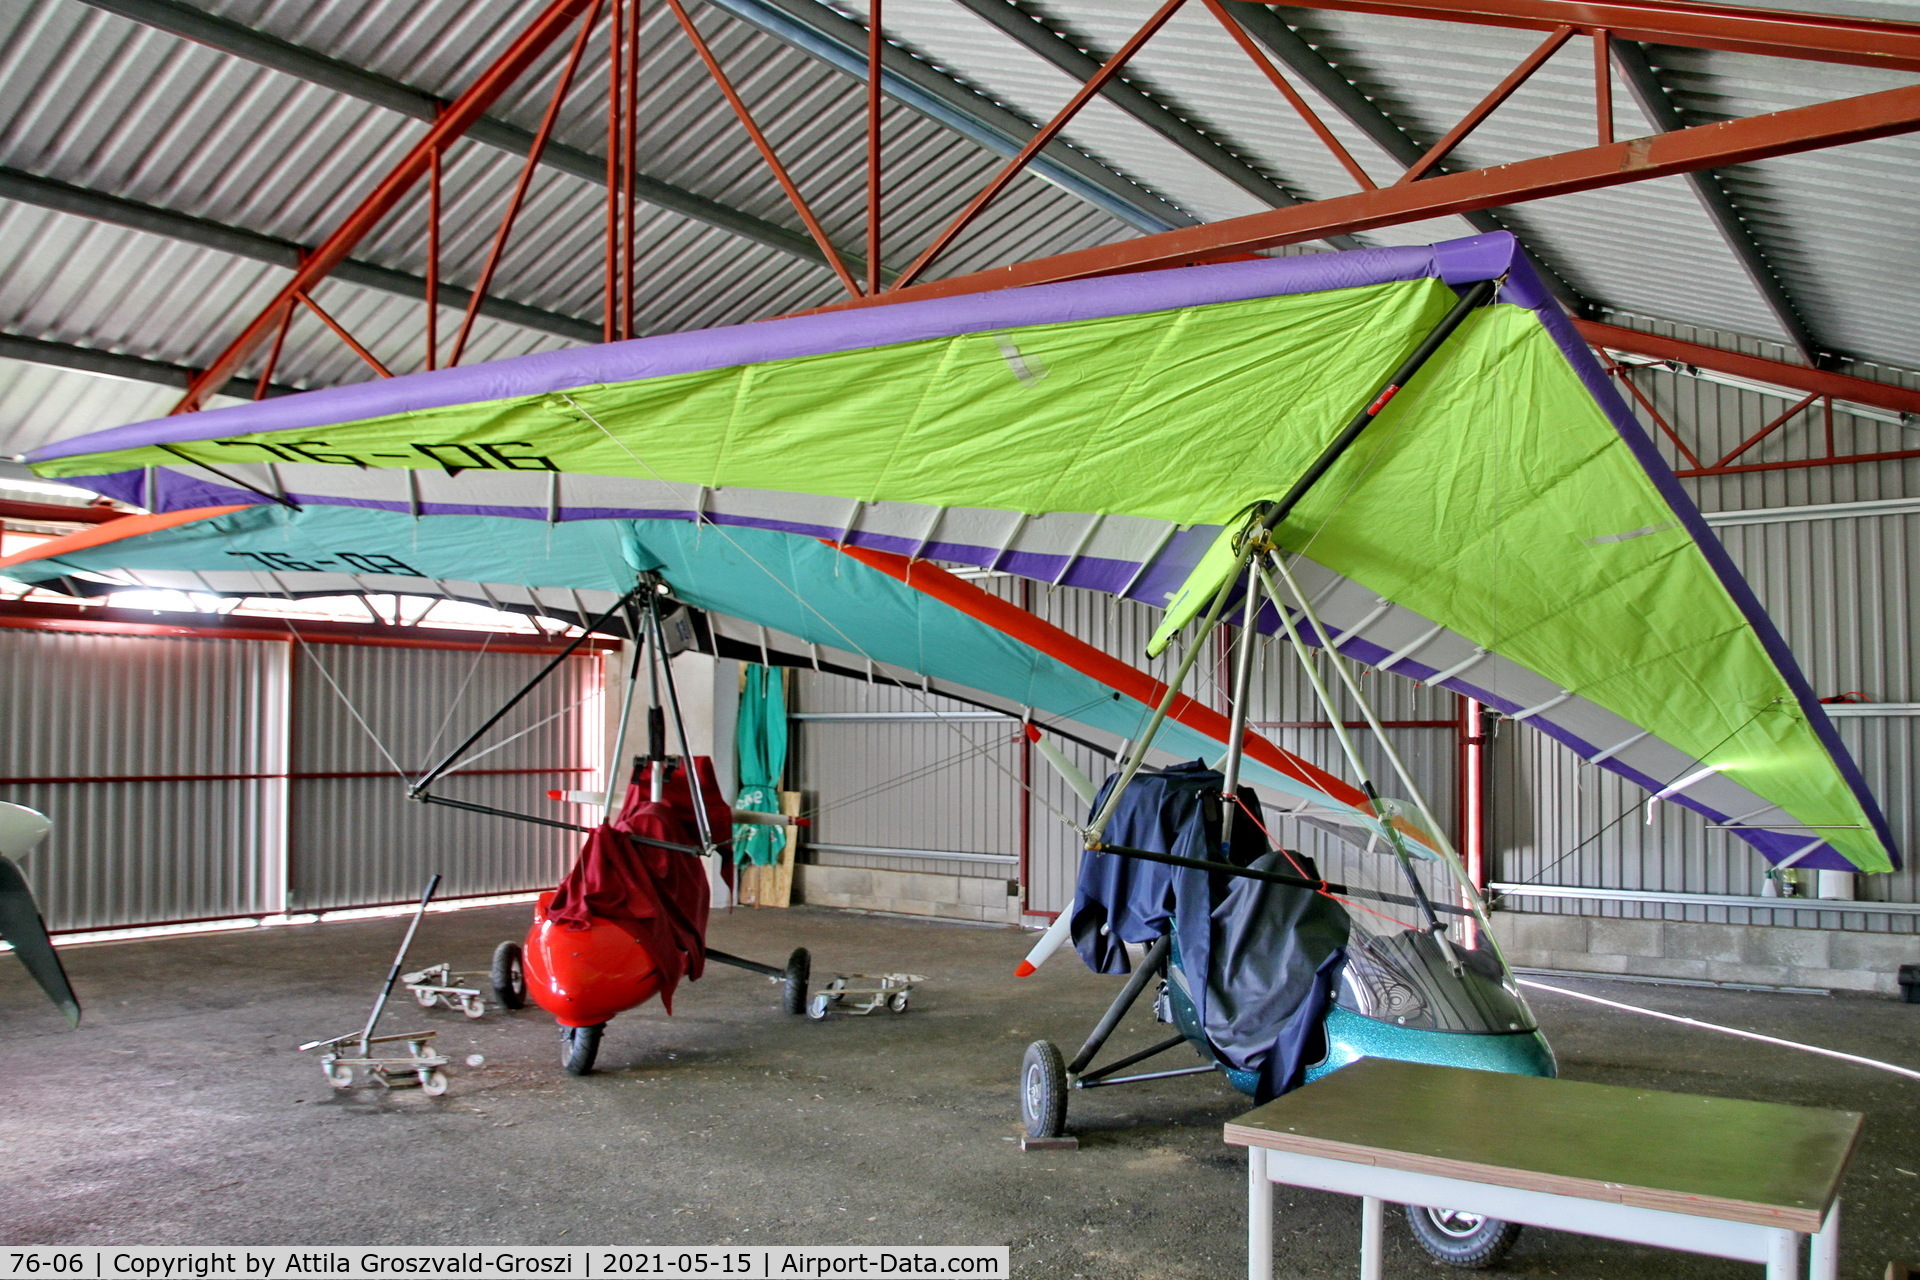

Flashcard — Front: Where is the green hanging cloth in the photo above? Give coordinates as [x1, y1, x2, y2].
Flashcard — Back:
[732, 664, 789, 866]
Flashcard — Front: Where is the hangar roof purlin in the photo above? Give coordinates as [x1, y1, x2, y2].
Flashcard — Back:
[0, 0, 1917, 467]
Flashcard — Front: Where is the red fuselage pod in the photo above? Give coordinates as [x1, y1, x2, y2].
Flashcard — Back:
[523, 892, 662, 1027]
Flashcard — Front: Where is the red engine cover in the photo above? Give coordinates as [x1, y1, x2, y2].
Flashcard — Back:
[522, 892, 662, 1027]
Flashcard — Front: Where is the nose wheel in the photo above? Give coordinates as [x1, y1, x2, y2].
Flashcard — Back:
[1404, 1204, 1521, 1268]
[1020, 1040, 1067, 1139]
[560, 1022, 605, 1076]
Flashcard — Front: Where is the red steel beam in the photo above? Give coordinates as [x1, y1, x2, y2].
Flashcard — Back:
[889, 0, 1188, 291]
[0, 597, 621, 653]
[812, 81, 1920, 312]
[665, 0, 863, 298]
[865, 0, 884, 297]
[297, 290, 392, 378]
[0, 499, 128, 525]
[1578, 321, 1920, 417]
[448, 0, 604, 367]
[1603, 354, 1704, 469]
[1711, 389, 1818, 468]
[1203, 0, 1378, 190]
[0, 767, 589, 787]
[170, 0, 599, 413]
[1399, 24, 1574, 183]
[1261, 0, 1920, 74]
[1675, 446, 1920, 478]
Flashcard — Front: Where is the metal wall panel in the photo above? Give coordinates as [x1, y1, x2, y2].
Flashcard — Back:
[788, 669, 1016, 880]
[0, 630, 287, 931]
[1493, 504, 1920, 932]
[787, 580, 1466, 917]
[287, 643, 599, 910]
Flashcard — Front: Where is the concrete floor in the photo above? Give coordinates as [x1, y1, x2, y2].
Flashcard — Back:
[2, 904, 1916, 1277]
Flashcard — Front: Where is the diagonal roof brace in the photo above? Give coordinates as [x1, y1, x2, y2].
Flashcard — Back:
[946, 0, 1363, 250]
[704, 0, 1198, 235]
[1610, 39, 1831, 367]
[0, 168, 600, 345]
[1220, 2, 1593, 315]
[69, 0, 856, 277]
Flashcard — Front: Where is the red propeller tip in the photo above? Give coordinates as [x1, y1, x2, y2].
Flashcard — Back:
[1013, 961, 1036, 977]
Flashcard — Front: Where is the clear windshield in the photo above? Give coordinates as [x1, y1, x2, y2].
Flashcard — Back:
[1335, 924, 1536, 1034]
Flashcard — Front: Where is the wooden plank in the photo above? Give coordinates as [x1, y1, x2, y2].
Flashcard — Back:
[1225, 1058, 1859, 1233]
[771, 789, 800, 908]
[736, 792, 799, 909]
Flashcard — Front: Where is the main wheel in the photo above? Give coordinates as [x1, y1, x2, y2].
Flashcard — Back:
[1404, 1205, 1521, 1269]
[560, 1022, 605, 1076]
[782, 947, 811, 1016]
[491, 941, 527, 1010]
[1020, 1040, 1067, 1139]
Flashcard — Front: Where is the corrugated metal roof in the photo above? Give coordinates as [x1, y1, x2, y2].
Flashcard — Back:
[0, 0, 1126, 454]
[2, 0, 1919, 463]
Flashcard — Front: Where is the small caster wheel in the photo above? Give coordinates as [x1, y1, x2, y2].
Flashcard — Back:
[419, 1070, 450, 1097]
[1021, 1040, 1067, 1139]
[782, 947, 811, 1016]
[807, 994, 832, 1021]
[888, 991, 910, 1013]
[414, 988, 437, 1007]
[491, 941, 527, 1010]
[324, 1062, 355, 1090]
[561, 1022, 605, 1076]
[462, 996, 487, 1019]
[1404, 1205, 1522, 1268]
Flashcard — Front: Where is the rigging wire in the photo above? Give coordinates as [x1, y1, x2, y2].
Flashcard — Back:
[1511, 700, 1783, 889]
[1519, 978, 1920, 1082]
[798, 689, 1122, 823]
[436, 689, 602, 777]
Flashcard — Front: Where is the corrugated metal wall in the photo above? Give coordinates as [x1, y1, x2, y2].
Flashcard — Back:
[0, 628, 600, 931]
[1493, 507, 1920, 932]
[1487, 319, 1919, 932]
[789, 670, 1021, 880]
[787, 580, 1462, 921]
[0, 630, 288, 930]
[287, 644, 599, 910]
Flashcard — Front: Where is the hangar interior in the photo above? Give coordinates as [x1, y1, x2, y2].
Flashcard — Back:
[2, 0, 1919, 1274]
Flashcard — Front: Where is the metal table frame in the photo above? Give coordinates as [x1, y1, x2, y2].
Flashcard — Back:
[1245, 1144, 1840, 1280]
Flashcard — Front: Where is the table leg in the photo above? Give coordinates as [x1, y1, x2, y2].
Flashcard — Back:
[1808, 1200, 1839, 1280]
[1248, 1147, 1271, 1280]
[1766, 1228, 1799, 1280]
[1360, 1196, 1383, 1280]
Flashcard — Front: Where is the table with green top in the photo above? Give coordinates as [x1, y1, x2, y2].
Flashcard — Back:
[1225, 1057, 1859, 1279]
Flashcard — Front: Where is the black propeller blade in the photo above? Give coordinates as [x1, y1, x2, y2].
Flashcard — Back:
[0, 854, 79, 1027]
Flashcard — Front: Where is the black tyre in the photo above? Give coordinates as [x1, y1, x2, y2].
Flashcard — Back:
[491, 941, 527, 1010]
[1020, 1040, 1068, 1139]
[560, 1022, 605, 1076]
[1404, 1205, 1521, 1269]
[782, 947, 811, 1016]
